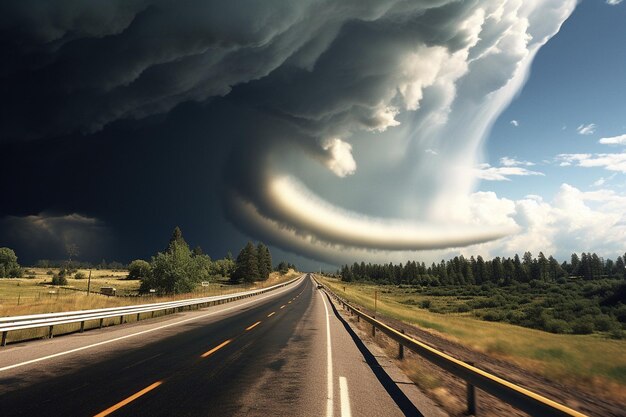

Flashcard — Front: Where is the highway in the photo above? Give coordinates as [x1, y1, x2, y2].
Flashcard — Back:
[0, 275, 416, 416]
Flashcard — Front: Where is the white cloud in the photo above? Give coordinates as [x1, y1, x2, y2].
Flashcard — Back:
[599, 133, 626, 145]
[606, 0, 623, 5]
[474, 163, 544, 181]
[577, 123, 597, 135]
[450, 184, 626, 262]
[500, 156, 535, 167]
[591, 173, 616, 187]
[556, 152, 626, 173]
[425, 149, 438, 155]
[322, 138, 356, 177]
[510, 120, 519, 127]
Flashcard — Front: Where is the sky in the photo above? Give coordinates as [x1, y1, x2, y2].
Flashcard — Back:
[0, 0, 624, 270]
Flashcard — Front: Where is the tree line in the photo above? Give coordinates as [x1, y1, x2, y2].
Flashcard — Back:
[130, 227, 295, 294]
[1, 228, 298, 295]
[339, 251, 626, 286]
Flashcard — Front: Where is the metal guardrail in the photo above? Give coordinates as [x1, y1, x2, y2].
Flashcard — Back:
[314, 277, 588, 417]
[0, 276, 302, 346]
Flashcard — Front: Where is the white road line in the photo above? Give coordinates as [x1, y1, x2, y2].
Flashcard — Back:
[339, 377, 352, 417]
[319, 290, 334, 417]
[0, 279, 304, 373]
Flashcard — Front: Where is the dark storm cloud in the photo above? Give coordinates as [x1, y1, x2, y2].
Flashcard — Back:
[0, 0, 576, 264]
[0, 213, 112, 261]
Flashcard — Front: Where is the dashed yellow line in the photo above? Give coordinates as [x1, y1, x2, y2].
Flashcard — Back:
[267, 312, 275, 317]
[245, 321, 261, 331]
[201, 339, 232, 358]
[93, 381, 163, 417]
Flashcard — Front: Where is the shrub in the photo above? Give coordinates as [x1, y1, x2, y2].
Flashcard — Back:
[456, 303, 471, 313]
[545, 319, 571, 334]
[46, 270, 54, 275]
[127, 260, 151, 280]
[420, 300, 431, 309]
[594, 315, 617, 332]
[74, 272, 86, 280]
[483, 311, 504, 322]
[572, 320, 594, 334]
[51, 274, 68, 286]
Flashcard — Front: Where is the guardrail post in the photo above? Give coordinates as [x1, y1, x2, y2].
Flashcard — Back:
[372, 323, 376, 337]
[80, 321, 85, 333]
[136, 313, 141, 322]
[1, 331, 7, 346]
[48, 325, 54, 339]
[398, 330, 405, 360]
[466, 362, 476, 415]
[99, 318, 104, 329]
[151, 311, 155, 318]
[119, 315, 124, 325]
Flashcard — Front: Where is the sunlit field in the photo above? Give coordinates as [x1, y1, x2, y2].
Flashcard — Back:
[320, 276, 626, 402]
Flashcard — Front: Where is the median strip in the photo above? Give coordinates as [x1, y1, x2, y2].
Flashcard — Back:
[93, 381, 163, 417]
[245, 321, 261, 331]
[201, 339, 232, 358]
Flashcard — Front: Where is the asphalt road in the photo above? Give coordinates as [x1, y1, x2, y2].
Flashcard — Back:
[0, 275, 415, 416]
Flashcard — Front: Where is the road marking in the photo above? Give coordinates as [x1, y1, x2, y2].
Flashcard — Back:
[201, 339, 232, 358]
[288, 301, 292, 304]
[319, 291, 334, 417]
[93, 381, 163, 417]
[0, 278, 305, 373]
[245, 321, 261, 331]
[267, 312, 275, 317]
[280, 305, 286, 309]
[339, 377, 352, 417]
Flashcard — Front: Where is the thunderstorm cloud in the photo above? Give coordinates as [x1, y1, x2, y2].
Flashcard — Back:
[0, 0, 577, 263]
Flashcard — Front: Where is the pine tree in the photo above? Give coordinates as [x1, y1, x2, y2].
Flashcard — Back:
[256, 242, 272, 280]
[166, 226, 188, 253]
[232, 242, 260, 283]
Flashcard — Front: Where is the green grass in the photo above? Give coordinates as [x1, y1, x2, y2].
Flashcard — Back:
[321, 277, 626, 401]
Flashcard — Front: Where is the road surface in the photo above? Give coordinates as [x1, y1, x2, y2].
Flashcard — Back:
[0, 275, 418, 416]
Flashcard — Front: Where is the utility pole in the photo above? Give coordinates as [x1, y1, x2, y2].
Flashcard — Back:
[374, 290, 378, 317]
[87, 269, 92, 295]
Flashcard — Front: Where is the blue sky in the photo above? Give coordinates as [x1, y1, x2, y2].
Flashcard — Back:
[483, 0, 626, 200]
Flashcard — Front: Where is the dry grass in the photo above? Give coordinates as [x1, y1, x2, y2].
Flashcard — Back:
[0, 269, 301, 317]
[321, 277, 626, 403]
[0, 269, 301, 344]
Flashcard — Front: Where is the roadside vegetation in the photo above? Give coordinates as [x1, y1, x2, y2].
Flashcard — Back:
[337, 252, 626, 337]
[320, 276, 626, 403]
[0, 228, 298, 317]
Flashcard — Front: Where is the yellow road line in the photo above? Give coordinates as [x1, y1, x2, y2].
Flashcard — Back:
[267, 312, 276, 317]
[245, 321, 261, 331]
[201, 339, 232, 358]
[93, 381, 163, 417]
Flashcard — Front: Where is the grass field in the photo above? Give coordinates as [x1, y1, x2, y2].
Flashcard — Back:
[0, 268, 300, 317]
[320, 276, 626, 401]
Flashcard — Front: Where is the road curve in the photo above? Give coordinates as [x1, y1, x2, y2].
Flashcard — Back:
[0, 276, 413, 416]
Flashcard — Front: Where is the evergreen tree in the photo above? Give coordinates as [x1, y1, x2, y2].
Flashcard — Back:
[256, 242, 272, 280]
[615, 256, 625, 278]
[166, 226, 187, 253]
[570, 253, 580, 276]
[232, 242, 260, 283]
